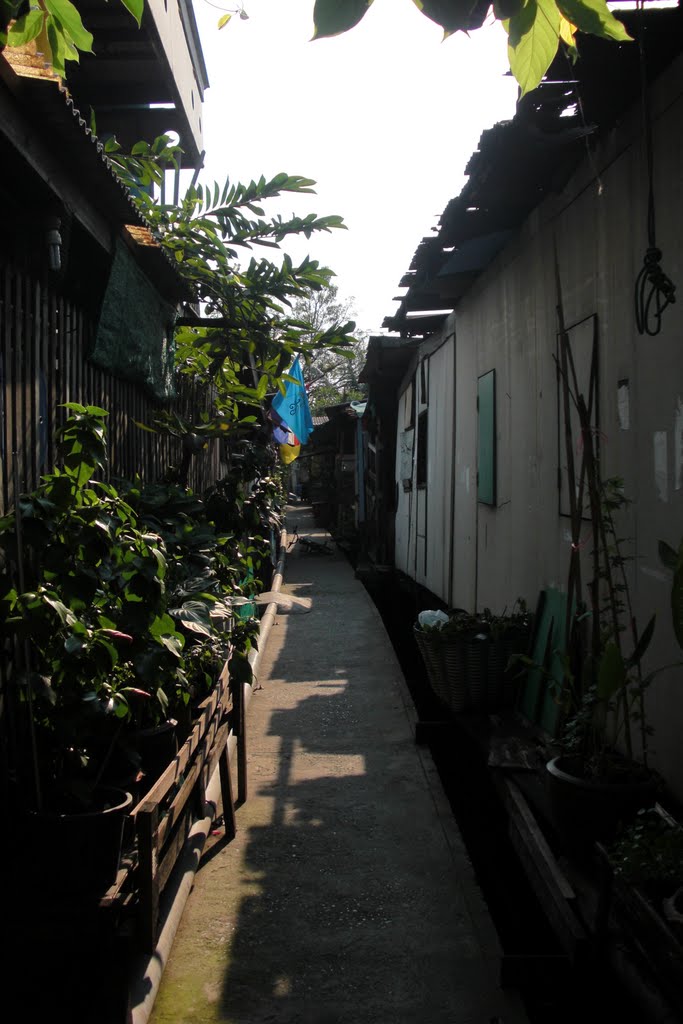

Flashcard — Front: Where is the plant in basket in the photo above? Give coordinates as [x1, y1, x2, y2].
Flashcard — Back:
[483, 599, 533, 711]
[413, 609, 451, 707]
[441, 610, 483, 712]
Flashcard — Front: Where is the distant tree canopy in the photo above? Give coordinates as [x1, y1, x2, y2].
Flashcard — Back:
[290, 285, 368, 415]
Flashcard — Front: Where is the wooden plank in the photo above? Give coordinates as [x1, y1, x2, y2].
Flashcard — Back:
[219, 739, 237, 841]
[1, 265, 11, 512]
[10, 270, 19, 500]
[137, 804, 160, 953]
[132, 671, 231, 813]
[501, 776, 587, 963]
[500, 954, 571, 988]
[38, 281, 49, 476]
[30, 277, 40, 492]
[153, 714, 221, 850]
[503, 777, 576, 900]
[99, 848, 138, 909]
[157, 809, 193, 893]
[233, 677, 247, 804]
[203, 718, 230, 796]
[45, 282, 57, 472]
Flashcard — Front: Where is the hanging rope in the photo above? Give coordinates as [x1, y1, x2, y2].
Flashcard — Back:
[634, 5, 676, 336]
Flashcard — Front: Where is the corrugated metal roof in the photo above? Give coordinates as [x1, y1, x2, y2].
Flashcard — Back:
[383, 6, 683, 335]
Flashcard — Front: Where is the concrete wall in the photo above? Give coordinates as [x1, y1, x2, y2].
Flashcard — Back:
[394, 53, 683, 800]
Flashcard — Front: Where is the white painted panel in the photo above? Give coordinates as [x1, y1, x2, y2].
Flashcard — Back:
[422, 338, 454, 603]
[452, 330, 477, 613]
[394, 386, 414, 576]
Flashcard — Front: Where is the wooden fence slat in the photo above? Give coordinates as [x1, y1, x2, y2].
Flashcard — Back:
[137, 804, 160, 954]
[1, 266, 11, 510]
[30, 279, 40, 492]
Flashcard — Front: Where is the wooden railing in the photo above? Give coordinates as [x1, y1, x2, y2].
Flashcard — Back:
[101, 658, 247, 952]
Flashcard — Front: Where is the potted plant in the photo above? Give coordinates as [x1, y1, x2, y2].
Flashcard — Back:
[413, 609, 452, 708]
[543, 477, 675, 853]
[445, 610, 487, 712]
[540, 303, 683, 856]
[0, 405, 185, 892]
[483, 600, 533, 711]
[599, 806, 683, 1016]
[544, 323, 681, 853]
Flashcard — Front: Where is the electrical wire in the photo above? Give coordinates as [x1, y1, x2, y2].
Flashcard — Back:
[633, 3, 676, 336]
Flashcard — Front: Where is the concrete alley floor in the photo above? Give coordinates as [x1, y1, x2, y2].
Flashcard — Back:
[148, 505, 529, 1024]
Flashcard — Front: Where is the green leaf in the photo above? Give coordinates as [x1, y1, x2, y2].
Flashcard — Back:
[672, 565, 683, 653]
[150, 612, 179, 638]
[171, 600, 213, 636]
[494, 0, 525, 19]
[413, 0, 489, 33]
[44, 0, 94, 52]
[597, 642, 626, 700]
[506, 0, 560, 97]
[312, 0, 373, 39]
[64, 634, 85, 655]
[659, 540, 678, 571]
[7, 9, 44, 46]
[556, 0, 631, 42]
[45, 15, 67, 76]
[119, 0, 144, 27]
[256, 374, 269, 400]
[133, 419, 159, 434]
[626, 613, 656, 669]
[217, 12, 231, 28]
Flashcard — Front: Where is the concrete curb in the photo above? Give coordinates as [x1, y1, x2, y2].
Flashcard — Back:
[128, 527, 288, 1024]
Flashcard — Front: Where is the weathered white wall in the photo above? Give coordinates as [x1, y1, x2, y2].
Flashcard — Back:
[395, 388, 413, 579]
[473, 55, 683, 798]
[394, 328, 455, 603]
[395, 53, 683, 799]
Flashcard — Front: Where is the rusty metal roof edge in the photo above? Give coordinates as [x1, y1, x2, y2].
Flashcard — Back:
[58, 84, 157, 232]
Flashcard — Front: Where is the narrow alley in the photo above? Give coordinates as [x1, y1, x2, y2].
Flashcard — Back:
[143, 505, 529, 1024]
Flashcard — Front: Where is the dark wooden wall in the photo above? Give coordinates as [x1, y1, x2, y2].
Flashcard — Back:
[0, 261, 221, 513]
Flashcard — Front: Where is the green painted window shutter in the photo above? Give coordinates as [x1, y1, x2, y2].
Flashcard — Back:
[478, 369, 496, 506]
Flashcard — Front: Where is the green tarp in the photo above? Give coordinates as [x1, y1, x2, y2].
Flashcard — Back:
[91, 239, 177, 401]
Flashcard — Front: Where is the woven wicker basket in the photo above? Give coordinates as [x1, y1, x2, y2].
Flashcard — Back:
[413, 625, 450, 706]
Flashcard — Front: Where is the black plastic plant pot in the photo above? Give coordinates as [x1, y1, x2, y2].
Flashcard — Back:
[546, 756, 659, 857]
[24, 786, 133, 897]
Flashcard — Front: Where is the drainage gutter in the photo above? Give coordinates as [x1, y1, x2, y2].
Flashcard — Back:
[128, 526, 288, 1024]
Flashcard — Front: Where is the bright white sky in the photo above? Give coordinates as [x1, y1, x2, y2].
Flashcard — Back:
[190, 0, 519, 334]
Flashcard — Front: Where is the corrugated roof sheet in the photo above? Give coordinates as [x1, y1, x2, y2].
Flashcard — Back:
[383, 6, 683, 335]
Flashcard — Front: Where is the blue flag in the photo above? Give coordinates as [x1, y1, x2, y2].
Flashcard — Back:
[271, 356, 313, 444]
